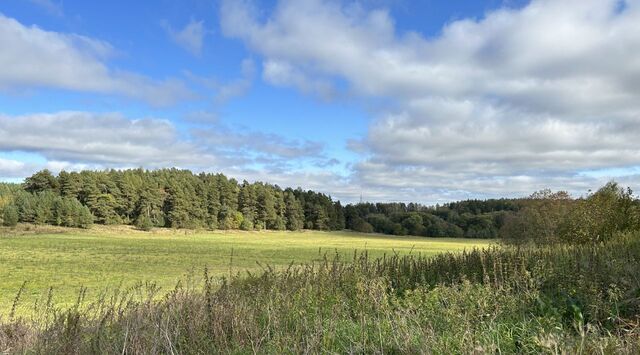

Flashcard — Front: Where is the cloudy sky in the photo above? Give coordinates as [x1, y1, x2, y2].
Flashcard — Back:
[1, 0, 639, 203]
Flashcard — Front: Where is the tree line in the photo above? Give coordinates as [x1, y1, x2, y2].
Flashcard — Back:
[343, 198, 521, 238]
[1, 169, 638, 242]
[0, 169, 343, 232]
[0, 169, 518, 237]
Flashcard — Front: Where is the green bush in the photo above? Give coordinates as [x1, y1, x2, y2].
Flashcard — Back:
[135, 214, 154, 231]
[558, 182, 639, 244]
[240, 218, 254, 231]
[351, 217, 374, 233]
[500, 183, 640, 245]
[2, 204, 18, 227]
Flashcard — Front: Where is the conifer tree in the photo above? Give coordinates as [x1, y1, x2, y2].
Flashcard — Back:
[2, 204, 18, 227]
[284, 190, 304, 231]
[23, 169, 58, 193]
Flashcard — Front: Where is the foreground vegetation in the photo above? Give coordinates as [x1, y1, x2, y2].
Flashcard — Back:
[0, 225, 490, 315]
[1, 232, 638, 353]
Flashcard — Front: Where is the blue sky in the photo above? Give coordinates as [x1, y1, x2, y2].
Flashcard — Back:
[0, 0, 639, 203]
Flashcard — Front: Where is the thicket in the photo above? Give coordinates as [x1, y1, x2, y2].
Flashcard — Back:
[344, 203, 503, 238]
[2, 233, 639, 353]
[501, 182, 640, 245]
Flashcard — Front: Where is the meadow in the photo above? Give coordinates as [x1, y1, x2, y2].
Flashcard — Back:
[0, 224, 491, 315]
[2, 230, 638, 353]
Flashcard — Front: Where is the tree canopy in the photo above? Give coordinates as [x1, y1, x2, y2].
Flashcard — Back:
[2, 170, 637, 243]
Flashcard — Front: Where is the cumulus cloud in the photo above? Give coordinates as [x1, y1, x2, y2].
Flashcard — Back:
[0, 111, 217, 168]
[263, 60, 337, 99]
[220, 0, 640, 200]
[0, 13, 194, 106]
[221, 166, 358, 201]
[164, 19, 207, 56]
[0, 111, 341, 194]
[192, 124, 325, 160]
[0, 157, 30, 178]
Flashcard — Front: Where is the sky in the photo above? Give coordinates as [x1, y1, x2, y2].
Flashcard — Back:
[0, 0, 639, 204]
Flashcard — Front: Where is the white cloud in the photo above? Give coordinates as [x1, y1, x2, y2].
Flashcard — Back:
[164, 19, 207, 56]
[0, 111, 342, 196]
[0, 13, 194, 106]
[0, 157, 29, 178]
[263, 60, 336, 99]
[192, 124, 325, 161]
[217, 166, 358, 202]
[220, 0, 640, 201]
[0, 111, 217, 167]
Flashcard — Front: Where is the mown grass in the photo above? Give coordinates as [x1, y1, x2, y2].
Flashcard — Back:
[0, 224, 491, 315]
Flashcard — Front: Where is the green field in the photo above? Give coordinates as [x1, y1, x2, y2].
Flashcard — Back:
[0, 225, 492, 315]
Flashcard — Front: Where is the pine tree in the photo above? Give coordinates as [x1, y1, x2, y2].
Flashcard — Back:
[257, 184, 277, 230]
[218, 175, 239, 227]
[115, 170, 142, 224]
[2, 204, 18, 227]
[58, 171, 81, 198]
[284, 190, 304, 230]
[332, 201, 346, 230]
[202, 174, 221, 229]
[239, 181, 257, 229]
[164, 179, 191, 228]
[23, 169, 58, 193]
[272, 187, 287, 230]
[136, 180, 166, 227]
[135, 214, 154, 231]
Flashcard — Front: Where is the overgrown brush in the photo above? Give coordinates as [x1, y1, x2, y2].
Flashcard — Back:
[2, 234, 640, 353]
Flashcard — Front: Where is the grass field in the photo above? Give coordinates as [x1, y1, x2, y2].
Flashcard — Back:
[0, 224, 492, 316]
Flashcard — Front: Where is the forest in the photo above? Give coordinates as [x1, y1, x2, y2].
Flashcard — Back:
[2, 169, 639, 244]
[0, 169, 342, 232]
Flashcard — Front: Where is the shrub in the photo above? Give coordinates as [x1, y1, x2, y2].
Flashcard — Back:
[558, 182, 639, 244]
[2, 204, 18, 227]
[351, 217, 374, 233]
[240, 219, 254, 231]
[135, 215, 154, 231]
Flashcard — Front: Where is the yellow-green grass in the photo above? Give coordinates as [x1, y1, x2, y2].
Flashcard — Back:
[0, 224, 493, 316]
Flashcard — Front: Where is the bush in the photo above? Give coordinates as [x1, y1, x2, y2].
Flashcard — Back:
[500, 190, 572, 245]
[351, 217, 374, 233]
[240, 219, 254, 231]
[558, 182, 639, 244]
[2, 204, 18, 227]
[76, 206, 93, 229]
[222, 212, 243, 230]
[135, 215, 154, 231]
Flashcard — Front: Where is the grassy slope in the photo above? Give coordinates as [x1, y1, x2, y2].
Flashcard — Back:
[0, 225, 492, 315]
